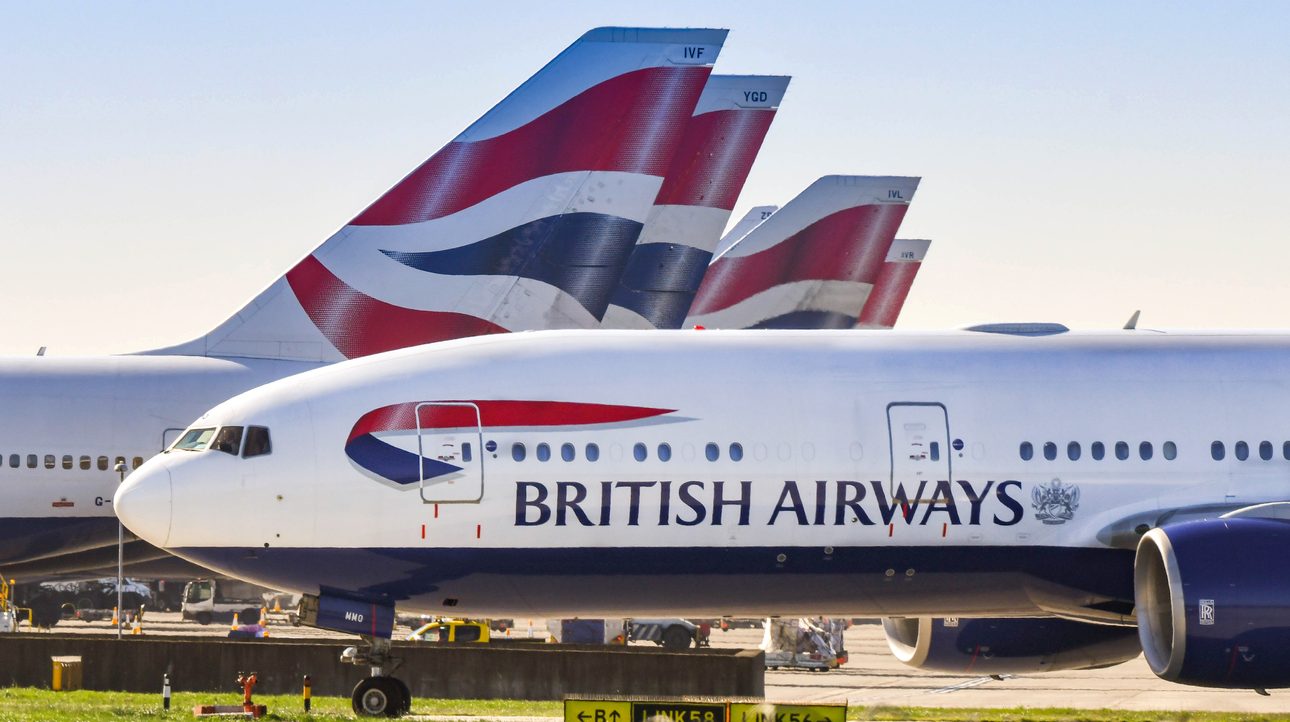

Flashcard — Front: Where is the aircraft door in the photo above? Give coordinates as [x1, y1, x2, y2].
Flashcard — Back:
[887, 403, 951, 494]
[416, 402, 484, 503]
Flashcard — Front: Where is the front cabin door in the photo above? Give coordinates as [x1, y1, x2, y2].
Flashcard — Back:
[887, 403, 951, 495]
[416, 402, 484, 503]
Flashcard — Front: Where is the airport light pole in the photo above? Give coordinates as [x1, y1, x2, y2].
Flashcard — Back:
[114, 462, 126, 639]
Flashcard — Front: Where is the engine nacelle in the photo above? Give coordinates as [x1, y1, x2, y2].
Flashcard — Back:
[882, 616, 1140, 674]
[1136, 517, 1290, 689]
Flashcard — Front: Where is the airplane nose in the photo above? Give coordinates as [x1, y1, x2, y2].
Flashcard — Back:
[114, 463, 173, 548]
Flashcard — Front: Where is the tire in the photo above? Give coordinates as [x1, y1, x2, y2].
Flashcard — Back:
[660, 625, 692, 651]
[195, 612, 212, 626]
[352, 676, 405, 717]
[393, 677, 412, 714]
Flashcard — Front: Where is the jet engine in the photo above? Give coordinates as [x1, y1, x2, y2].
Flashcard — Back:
[882, 616, 1140, 674]
[1135, 514, 1290, 689]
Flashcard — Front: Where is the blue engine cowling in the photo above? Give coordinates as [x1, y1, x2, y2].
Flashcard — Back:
[882, 616, 1140, 674]
[1136, 517, 1290, 689]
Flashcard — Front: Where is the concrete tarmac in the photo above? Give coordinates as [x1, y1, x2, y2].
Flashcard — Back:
[18, 614, 1288, 713]
[708, 624, 1287, 714]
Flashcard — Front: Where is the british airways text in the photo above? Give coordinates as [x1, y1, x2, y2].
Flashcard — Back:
[514, 479, 1025, 527]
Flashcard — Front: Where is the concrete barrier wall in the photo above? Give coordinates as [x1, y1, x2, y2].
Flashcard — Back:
[0, 636, 764, 700]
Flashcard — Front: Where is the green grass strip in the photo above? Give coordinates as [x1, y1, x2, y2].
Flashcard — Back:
[2, 688, 1290, 721]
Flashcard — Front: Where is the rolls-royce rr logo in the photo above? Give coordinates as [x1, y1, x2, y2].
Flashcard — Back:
[1199, 599, 1216, 626]
[1031, 479, 1080, 524]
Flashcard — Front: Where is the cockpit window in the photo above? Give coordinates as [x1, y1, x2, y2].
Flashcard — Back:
[212, 426, 243, 455]
[173, 427, 216, 452]
[243, 426, 271, 458]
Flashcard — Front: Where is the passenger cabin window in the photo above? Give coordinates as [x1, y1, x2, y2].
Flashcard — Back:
[1260, 441, 1273, 461]
[26, 454, 36, 469]
[243, 426, 271, 458]
[1139, 442, 1153, 461]
[174, 427, 217, 452]
[1163, 441, 1177, 460]
[44, 454, 55, 470]
[1019, 442, 1033, 461]
[536, 443, 550, 462]
[1284, 441, 1290, 461]
[1114, 442, 1129, 461]
[1043, 442, 1057, 461]
[585, 443, 599, 462]
[561, 443, 575, 462]
[729, 443, 743, 462]
[1091, 442, 1105, 461]
[658, 443, 672, 462]
[8, 454, 16, 468]
[114, 456, 126, 470]
[633, 443, 648, 462]
[62, 455, 73, 470]
[460, 443, 472, 463]
[79, 456, 90, 470]
[511, 443, 526, 462]
[705, 443, 720, 462]
[1236, 441, 1249, 461]
[1067, 442, 1080, 461]
[97, 456, 108, 471]
[929, 441, 940, 462]
[211, 427, 242, 456]
[1212, 441, 1225, 460]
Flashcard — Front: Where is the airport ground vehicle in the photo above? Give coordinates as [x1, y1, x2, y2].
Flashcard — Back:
[628, 618, 710, 650]
[181, 579, 267, 625]
[0, 577, 20, 632]
[14, 578, 152, 627]
[762, 617, 846, 671]
[407, 619, 490, 643]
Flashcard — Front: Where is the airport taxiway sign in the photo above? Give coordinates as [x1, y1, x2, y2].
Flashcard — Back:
[730, 701, 846, 722]
[564, 699, 846, 722]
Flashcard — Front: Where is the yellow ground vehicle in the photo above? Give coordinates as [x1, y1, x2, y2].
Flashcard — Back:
[1, 577, 23, 632]
[407, 618, 490, 643]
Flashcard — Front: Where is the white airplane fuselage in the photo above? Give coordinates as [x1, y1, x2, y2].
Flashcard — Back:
[0, 355, 320, 567]
[116, 329, 1290, 620]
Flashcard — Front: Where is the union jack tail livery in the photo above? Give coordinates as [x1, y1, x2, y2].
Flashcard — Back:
[602, 75, 790, 330]
[152, 27, 727, 362]
[684, 175, 920, 330]
[856, 239, 931, 329]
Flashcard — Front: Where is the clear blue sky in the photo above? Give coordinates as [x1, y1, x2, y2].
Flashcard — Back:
[3, 1, 1288, 354]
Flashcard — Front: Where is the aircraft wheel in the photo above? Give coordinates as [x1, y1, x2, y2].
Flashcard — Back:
[394, 677, 412, 714]
[352, 676, 406, 717]
[195, 612, 212, 625]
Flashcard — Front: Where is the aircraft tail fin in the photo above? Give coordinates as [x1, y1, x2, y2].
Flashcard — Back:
[603, 75, 790, 329]
[855, 239, 931, 329]
[713, 205, 778, 259]
[685, 175, 919, 329]
[146, 27, 726, 361]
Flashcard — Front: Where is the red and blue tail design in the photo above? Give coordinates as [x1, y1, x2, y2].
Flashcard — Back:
[684, 176, 920, 330]
[856, 239, 931, 329]
[345, 400, 678, 488]
[602, 75, 789, 330]
[155, 28, 726, 362]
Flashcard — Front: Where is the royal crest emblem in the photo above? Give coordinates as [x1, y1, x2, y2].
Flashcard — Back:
[1031, 478, 1080, 524]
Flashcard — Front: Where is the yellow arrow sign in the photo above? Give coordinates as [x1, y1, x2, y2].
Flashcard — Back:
[729, 702, 847, 722]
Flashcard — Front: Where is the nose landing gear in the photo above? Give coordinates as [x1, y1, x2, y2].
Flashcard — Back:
[342, 636, 411, 717]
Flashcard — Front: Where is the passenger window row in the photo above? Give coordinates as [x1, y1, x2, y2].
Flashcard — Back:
[5, 453, 144, 471]
[510, 442, 745, 463]
[1019, 440, 1177, 462]
[1210, 440, 1290, 461]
